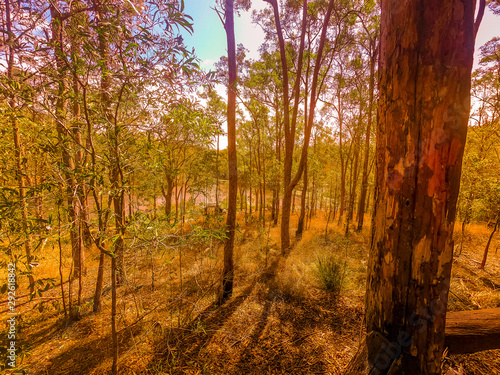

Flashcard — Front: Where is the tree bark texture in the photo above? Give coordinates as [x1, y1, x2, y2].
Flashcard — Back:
[364, 0, 474, 374]
[346, 308, 500, 374]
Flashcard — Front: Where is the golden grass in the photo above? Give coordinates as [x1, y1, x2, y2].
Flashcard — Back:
[0, 212, 499, 374]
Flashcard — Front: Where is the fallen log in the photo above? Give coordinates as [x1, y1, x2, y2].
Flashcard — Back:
[445, 307, 500, 354]
[344, 308, 500, 374]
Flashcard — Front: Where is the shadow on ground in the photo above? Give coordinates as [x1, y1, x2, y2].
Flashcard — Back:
[144, 253, 363, 374]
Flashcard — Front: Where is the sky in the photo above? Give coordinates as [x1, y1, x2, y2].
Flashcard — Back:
[180, 1, 500, 149]
[182, 1, 266, 70]
[182, 2, 499, 70]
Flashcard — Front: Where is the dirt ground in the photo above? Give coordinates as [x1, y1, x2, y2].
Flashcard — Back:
[1, 214, 499, 375]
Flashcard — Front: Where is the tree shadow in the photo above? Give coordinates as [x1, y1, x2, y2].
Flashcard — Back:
[145, 256, 284, 374]
[228, 269, 363, 374]
[31, 321, 146, 375]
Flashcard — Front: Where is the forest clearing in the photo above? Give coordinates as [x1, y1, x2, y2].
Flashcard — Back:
[2, 0, 500, 374]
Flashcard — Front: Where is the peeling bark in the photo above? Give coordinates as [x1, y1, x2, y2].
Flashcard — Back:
[362, 0, 475, 374]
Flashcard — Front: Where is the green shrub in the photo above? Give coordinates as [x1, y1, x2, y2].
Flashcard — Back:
[314, 255, 345, 294]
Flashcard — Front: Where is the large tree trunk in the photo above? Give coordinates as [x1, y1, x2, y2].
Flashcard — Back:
[219, 0, 238, 304]
[360, 0, 475, 374]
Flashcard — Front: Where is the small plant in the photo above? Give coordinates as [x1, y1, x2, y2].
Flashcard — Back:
[314, 255, 345, 294]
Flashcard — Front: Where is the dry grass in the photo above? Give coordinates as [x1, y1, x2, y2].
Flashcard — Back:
[0, 213, 499, 374]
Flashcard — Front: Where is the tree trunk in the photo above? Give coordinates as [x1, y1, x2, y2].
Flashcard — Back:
[268, 0, 335, 252]
[337, 86, 346, 226]
[345, 120, 361, 236]
[459, 190, 474, 256]
[296, 161, 308, 239]
[357, 41, 378, 231]
[182, 178, 189, 224]
[273, 108, 282, 227]
[360, 0, 475, 374]
[240, 186, 244, 212]
[266, 0, 307, 253]
[249, 141, 253, 215]
[480, 213, 499, 269]
[219, 0, 238, 304]
[216, 133, 220, 207]
[175, 180, 180, 220]
[162, 174, 174, 219]
[5, 0, 35, 292]
[50, 5, 85, 282]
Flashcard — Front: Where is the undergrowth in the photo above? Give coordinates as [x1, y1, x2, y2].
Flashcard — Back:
[314, 255, 346, 294]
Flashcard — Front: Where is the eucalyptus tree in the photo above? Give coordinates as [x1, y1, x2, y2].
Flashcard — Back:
[260, 0, 354, 252]
[153, 98, 217, 220]
[355, 0, 379, 231]
[0, 0, 51, 294]
[346, 0, 482, 373]
[463, 37, 500, 269]
[212, 0, 250, 303]
[200, 87, 227, 208]
[239, 52, 284, 223]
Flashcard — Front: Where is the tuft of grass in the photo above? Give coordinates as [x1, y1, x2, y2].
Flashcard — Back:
[314, 255, 346, 294]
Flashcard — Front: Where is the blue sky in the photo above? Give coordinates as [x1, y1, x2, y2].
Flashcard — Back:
[182, 1, 266, 70]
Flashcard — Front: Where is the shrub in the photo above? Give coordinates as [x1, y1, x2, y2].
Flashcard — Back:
[314, 255, 345, 294]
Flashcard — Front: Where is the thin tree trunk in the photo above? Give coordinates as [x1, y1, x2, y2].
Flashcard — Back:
[345, 125, 361, 236]
[296, 161, 308, 238]
[273, 108, 282, 226]
[219, 0, 238, 304]
[357, 41, 378, 231]
[459, 190, 474, 256]
[216, 133, 220, 207]
[249, 141, 252, 215]
[265, 0, 307, 252]
[111, 255, 118, 375]
[338, 85, 346, 225]
[480, 213, 499, 269]
[262, 143, 266, 228]
[162, 174, 174, 219]
[51, 5, 85, 282]
[58, 206, 67, 317]
[5, 0, 35, 293]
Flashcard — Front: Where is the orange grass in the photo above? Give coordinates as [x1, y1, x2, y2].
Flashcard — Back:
[0, 212, 498, 374]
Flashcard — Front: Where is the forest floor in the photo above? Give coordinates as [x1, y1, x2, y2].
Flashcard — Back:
[1, 213, 500, 375]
